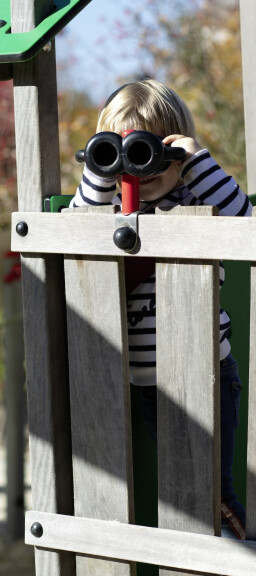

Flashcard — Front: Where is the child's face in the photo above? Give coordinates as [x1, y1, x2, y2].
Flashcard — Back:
[139, 159, 183, 202]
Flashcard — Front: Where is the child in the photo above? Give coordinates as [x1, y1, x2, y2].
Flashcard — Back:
[70, 78, 252, 538]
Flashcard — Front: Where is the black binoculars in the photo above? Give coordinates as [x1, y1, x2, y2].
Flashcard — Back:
[76, 130, 186, 178]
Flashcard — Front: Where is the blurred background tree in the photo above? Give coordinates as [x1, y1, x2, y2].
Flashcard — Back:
[114, 0, 246, 190]
[0, 82, 98, 226]
[58, 90, 98, 195]
[0, 81, 17, 228]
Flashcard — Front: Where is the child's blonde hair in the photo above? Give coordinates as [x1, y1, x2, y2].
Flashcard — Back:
[97, 79, 196, 138]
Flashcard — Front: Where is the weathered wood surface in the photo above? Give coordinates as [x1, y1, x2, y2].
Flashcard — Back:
[241, 2, 256, 535]
[11, 209, 256, 261]
[3, 259, 25, 540]
[25, 510, 256, 576]
[21, 256, 75, 576]
[240, 0, 256, 196]
[64, 206, 134, 575]
[246, 258, 256, 539]
[11, 1, 74, 574]
[11, 3, 61, 211]
[156, 207, 220, 576]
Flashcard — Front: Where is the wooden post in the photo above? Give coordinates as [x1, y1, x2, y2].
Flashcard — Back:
[64, 206, 135, 576]
[156, 207, 220, 576]
[239, 0, 256, 196]
[246, 207, 256, 539]
[11, 1, 75, 574]
[239, 0, 256, 537]
[3, 254, 25, 540]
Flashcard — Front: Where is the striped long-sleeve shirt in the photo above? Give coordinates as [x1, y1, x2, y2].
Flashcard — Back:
[70, 149, 252, 386]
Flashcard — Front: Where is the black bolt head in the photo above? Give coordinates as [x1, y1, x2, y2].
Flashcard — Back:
[16, 221, 28, 237]
[75, 149, 85, 163]
[31, 522, 43, 538]
[0, 21, 7, 28]
[113, 226, 137, 251]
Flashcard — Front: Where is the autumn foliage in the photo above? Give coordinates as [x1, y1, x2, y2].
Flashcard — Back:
[0, 80, 17, 227]
[0, 83, 98, 225]
[115, 0, 246, 189]
[58, 91, 98, 195]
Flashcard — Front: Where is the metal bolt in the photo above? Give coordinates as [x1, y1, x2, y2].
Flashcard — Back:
[113, 226, 137, 251]
[16, 221, 28, 237]
[43, 41, 52, 53]
[31, 522, 43, 538]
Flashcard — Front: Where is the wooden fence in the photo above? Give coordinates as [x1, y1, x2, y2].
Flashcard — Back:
[8, 0, 256, 575]
[11, 203, 256, 576]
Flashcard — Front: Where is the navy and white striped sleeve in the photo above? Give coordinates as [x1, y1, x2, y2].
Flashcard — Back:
[70, 165, 119, 208]
[181, 149, 252, 217]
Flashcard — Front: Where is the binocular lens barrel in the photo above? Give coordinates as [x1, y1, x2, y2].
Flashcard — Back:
[82, 131, 186, 177]
[85, 132, 123, 177]
[93, 142, 119, 167]
[122, 131, 165, 176]
[125, 140, 152, 166]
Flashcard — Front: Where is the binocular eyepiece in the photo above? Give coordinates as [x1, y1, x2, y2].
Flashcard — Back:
[76, 130, 186, 178]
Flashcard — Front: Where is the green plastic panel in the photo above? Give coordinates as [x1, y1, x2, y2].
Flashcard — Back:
[0, 0, 92, 63]
[43, 194, 74, 212]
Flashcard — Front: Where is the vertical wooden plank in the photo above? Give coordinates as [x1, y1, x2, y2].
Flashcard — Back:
[246, 208, 256, 539]
[11, 1, 75, 574]
[64, 209, 135, 575]
[22, 255, 75, 576]
[246, 263, 256, 539]
[3, 258, 25, 540]
[156, 207, 220, 576]
[236, 1, 256, 536]
[239, 0, 256, 196]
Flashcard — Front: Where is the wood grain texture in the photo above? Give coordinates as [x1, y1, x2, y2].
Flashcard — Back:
[156, 207, 220, 576]
[25, 510, 256, 576]
[64, 215, 134, 576]
[11, 1, 74, 574]
[21, 255, 75, 576]
[11, 209, 256, 261]
[241, 4, 256, 530]
[3, 264, 25, 540]
[11, 0, 53, 31]
[246, 260, 256, 539]
[240, 0, 256, 196]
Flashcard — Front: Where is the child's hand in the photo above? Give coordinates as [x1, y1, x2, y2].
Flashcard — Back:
[162, 134, 202, 160]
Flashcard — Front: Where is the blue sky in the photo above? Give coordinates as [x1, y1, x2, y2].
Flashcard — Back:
[55, 0, 192, 105]
[55, 0, 143, 105]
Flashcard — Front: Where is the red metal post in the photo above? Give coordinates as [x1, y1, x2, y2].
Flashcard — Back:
[121, 130, 140, 214]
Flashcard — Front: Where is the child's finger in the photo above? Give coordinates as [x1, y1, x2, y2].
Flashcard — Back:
[162, 134, 185, 145]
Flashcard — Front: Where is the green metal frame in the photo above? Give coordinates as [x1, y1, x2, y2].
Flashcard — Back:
[0, 0, 92, 63]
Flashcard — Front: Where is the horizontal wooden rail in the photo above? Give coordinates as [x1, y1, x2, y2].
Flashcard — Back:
[25, 511, 256, 576]
[11, 210, 256, 260]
